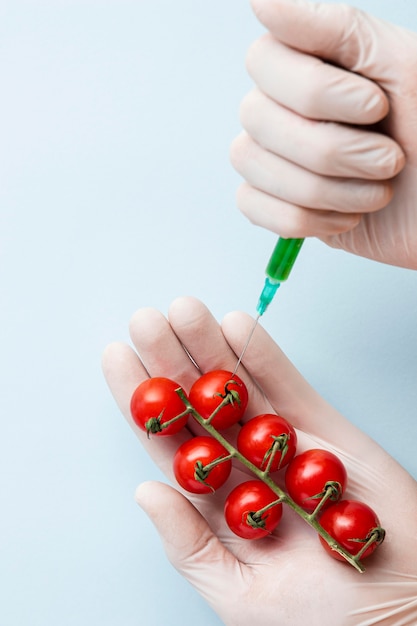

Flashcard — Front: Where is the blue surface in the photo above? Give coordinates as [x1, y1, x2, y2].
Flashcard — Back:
[1, 1, 417, 625]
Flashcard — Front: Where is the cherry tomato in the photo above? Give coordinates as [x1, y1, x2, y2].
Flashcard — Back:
[173, 436, 232, 494]
[319, 500, 385, 561]
[224, 480, 283, 540]
[237, 414, 297, 472]
[130, 377, 188, 436]
[189, 370, 248, 430]
[285, 449, 347, 512]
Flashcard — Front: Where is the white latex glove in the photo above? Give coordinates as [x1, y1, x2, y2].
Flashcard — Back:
[103, 296, 417, 626]
[230, 0, 417, 269]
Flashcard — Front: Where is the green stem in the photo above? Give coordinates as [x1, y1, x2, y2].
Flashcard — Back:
[201, 453, 235, 474]
[161, 407, 193, 428]
[204, 380, 244, 425]
[307, 482, 343, 522]
[351, 527, 386, 563]
[145, 407, 193, 437]
[176, 388, 366, 573]
[261, 435, 288, 474]
[252, 497, 283, 519]
[204, 395, 233, 425]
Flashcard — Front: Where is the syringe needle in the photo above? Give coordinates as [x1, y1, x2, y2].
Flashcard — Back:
[233, 237, 304, 377]
[232, 314, 260, 376]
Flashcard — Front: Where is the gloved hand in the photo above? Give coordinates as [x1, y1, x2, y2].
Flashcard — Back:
[102, 296, 417, 626]
[230, 0, 417, 270]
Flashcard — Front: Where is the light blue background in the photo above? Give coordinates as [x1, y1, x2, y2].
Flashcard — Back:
[1, 1, 416, 625]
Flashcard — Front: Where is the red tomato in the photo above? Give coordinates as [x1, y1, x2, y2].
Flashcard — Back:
[319, 500, 385, 561]
[173, 436, 232, 494]
[237, 414, 297, 472]
[130, 377, 188, 436]
[224, 480, 283, 540]
[189, 370, 248, 430]
[285, 449, 347, 512]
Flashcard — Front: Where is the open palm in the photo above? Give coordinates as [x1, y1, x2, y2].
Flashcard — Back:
[103, 296, 417, 626]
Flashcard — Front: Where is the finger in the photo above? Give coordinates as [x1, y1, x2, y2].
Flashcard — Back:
[236, 183, 361, 238]
[167, 296, 238, 375]
[102, 341, 148, 421]
[223, 312, 409, 500]
[223, 311, 404, 500]
[167, 299, 270, 421]
[246, 34, 388, 124]
[102, 300, 269, 479]
[322, 164, 417, 268]
[239, 90, 405, 180]
[128, 304, 223, 441]
[167, 296, 274, 421]
[129, 305, 200, 392]
[128, 298, 269, 439]
[129, 299, 248, 440]
[250, 0, 399, 81]
[221, 311, 361, 447]
[231, 132, 393, 215]
[135, 480, 243, 625]
[102, 341, 192, 476]
[130, 297, 263, 421]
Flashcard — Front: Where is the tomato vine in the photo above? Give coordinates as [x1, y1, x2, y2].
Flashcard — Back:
[130, 372, 385, 573]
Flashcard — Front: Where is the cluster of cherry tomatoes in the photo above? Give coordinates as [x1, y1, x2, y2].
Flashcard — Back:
[130, 369, 385, 567]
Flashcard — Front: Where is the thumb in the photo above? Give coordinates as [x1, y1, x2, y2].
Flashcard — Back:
[250, 0, 404, 82]
[135, 481, 242, 618]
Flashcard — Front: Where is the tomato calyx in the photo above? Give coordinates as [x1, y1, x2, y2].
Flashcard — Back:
[246, 511, 268, 531]
[194, 460, 215, 492]
[308, 480, 344, 504]
[205, 379, 244, 424]
[350, 526, 386, 560]
[189, 370, 248, 430]
[194, 454, 234, 492]
[144, 407, 191, 438]
[144, 410, 166, 436]
[261, 434, 290, 473]
[307, 481, 344, 519]
[242, 498, 282, 530]
[216, 380, 244, 405]
[245, 497, 283, 531]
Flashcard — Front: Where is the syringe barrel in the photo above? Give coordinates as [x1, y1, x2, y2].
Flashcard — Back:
[265, 237, 304, 282]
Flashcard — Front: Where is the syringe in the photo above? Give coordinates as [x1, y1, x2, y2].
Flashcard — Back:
[256, 237, 305, 316]
[232, 237, 304, 375]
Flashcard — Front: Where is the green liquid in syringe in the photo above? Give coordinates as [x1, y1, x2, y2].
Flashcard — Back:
[256, 237, 304, 316]
[266, 237, 304, 282]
